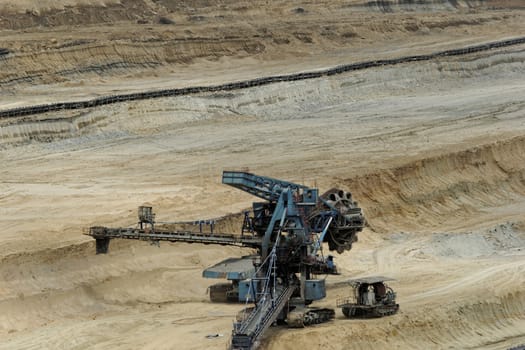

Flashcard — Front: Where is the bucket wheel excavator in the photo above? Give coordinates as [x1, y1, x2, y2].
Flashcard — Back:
[86, 171, 365, 349]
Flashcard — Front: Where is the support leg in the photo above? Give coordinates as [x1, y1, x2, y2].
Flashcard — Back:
[95, 238, 110, 254]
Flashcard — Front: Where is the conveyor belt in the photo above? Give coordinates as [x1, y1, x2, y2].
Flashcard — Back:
[231, 283, 297, 349]
[2, 36, 525, 119]
[87, 226, 261, 253]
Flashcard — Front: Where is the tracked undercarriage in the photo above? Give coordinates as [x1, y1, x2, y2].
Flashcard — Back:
[337, 276, 399, 318]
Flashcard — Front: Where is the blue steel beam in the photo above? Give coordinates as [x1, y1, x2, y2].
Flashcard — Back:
[222, 171, 308, 202]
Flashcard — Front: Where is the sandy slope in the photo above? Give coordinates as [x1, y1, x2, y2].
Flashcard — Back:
[1, 1, 525, 350]
[2, 0, 525, 108]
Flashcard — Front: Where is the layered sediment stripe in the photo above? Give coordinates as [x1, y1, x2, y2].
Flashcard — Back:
[1, 36, 524, 119]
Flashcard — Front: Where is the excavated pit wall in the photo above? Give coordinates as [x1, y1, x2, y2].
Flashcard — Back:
[1, 40, 524, 148]
[0, 0, 517, 30]
[346, 136, 525, 231]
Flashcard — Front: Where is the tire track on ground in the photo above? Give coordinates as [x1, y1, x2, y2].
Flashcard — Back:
[406, 259, 525, 302]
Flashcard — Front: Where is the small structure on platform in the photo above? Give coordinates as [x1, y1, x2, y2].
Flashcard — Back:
[203, 256, 258, 302]
[138, 205, 155, 229]
[336, 276, 399, 318]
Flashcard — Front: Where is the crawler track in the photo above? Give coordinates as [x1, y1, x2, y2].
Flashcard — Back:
[1, 36, 525, 119]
